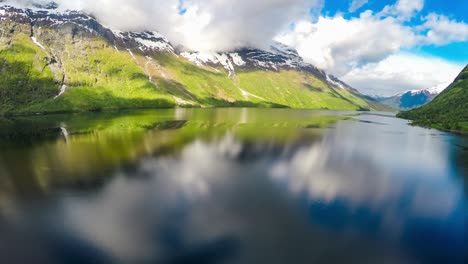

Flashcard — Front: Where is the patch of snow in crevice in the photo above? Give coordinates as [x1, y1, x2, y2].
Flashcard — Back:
[54, 85, 67, 99]
[145, 56, 167, 80]
[31, 36, 46, 50]
[326, 74, 345, 89]
[111, 29, 123, 38]
[216, 54, 235, 77]
[127, 49, 137, 61]
[229, 53, 245, 66]
[144, 56, 154, 81]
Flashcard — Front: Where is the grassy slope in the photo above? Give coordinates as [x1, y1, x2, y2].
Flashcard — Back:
[24, 36, 177, 113]
[0, 26, 57, 112]
[398, 65, 468, 132]
[0, 22, 387, 114]
[237, 70, 371, 110]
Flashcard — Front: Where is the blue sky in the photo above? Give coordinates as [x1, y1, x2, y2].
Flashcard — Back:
[321, 0, 468, 63]
[274, 0, 468, 95]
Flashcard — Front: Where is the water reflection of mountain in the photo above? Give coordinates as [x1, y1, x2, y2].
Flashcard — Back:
[0, 108, 334, 199]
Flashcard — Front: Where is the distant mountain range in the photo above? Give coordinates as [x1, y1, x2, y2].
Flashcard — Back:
[398, 65, 468, 132]
[0, 2, 390, 114]
[372, 86, 446, 110]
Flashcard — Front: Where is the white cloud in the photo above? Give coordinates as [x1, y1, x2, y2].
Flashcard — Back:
[393, 0, 424, 20]
[349, 0, 368, 13]
[2, 0, 322, 52]
[277, 11, 416, 76]
[420, 13, 468, 45]
[341, 53, 464, 96]
[277, 0, 468, 95]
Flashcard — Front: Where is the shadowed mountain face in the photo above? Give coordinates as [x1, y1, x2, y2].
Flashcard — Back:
[0, 2, 390, 114]
[398, 65, 468, 132]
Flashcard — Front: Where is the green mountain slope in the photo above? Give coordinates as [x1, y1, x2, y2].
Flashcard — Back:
[398, 65, 468, 132]
[0, 5, 390, 115]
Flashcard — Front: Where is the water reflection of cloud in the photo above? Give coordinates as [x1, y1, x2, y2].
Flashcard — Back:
[269, 116, 465, 238]
[1, 111, 466, 264]
[140, 133, 242, 198]
[0, 113, 450, 263]
[61, 135, 243, 262]
[61, 133, 415, 263]
[57, 126, 466, 263]
[329, 115, 451, 177]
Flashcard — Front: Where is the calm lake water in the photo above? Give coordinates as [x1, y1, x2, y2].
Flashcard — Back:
[0, 108, 467, 264]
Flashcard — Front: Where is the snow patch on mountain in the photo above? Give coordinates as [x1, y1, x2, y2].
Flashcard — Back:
[181, 52, 236, 77]
[0, 4, 103, 34]
[427, 82, 450, 94]
[326, 74, 344, 89]
[54, 84, 67, 99]
[114, 31, 175, 53]
[181, 41, 321, 73]
[31, 36, 46, 50]
[229, 53, 246, 66]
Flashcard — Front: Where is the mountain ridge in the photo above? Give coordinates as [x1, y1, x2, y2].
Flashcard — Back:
[373, 88, 440, 110]
[0, 2, 391, 114]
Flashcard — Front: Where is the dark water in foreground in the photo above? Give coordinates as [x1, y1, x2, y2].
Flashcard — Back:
[0, 108, 467, 264]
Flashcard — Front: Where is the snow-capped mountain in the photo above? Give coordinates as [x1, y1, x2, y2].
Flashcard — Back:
[374, 87, 443, 110]
[180, 42, 326, 78]
[0, 1, 389, 113]
[1, 2, 357, 91]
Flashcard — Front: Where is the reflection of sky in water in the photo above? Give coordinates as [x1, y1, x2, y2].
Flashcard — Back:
[270, 115, 467, 263]
[0, 112, 467, 264]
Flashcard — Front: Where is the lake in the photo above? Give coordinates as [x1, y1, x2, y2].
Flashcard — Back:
[0, 108, 467, 264]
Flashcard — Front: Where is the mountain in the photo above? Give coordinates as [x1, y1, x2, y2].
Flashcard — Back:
[0, 2, 389, 114]
[398, 65, 468, 132]
[374, 89, 440, 110]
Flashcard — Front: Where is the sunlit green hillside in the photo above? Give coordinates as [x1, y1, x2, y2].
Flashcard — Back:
[0, 21, 389, 114]
[398, 65, 468, 132]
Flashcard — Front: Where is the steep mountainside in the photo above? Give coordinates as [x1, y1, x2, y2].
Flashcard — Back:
[375, 89, 439, 110]
[0, 3, 389, 114]
[398, 65, 468, 131]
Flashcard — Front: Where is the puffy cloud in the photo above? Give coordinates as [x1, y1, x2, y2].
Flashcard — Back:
[348, 0, 368, 13]
[341, 53, 464, 96]
[277, 11, 417, 76]
[420, 13, 468, 45]
[2, 0, 322, 52]
[277, 0, 468, 94]
[377, 0, 424, 21]
[393, 0, 424, 20]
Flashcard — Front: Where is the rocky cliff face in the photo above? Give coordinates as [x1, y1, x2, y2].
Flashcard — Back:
[0, 2, 388, 114]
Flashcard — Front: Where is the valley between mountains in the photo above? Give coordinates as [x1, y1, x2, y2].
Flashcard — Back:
[0, 3, 390, 114]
